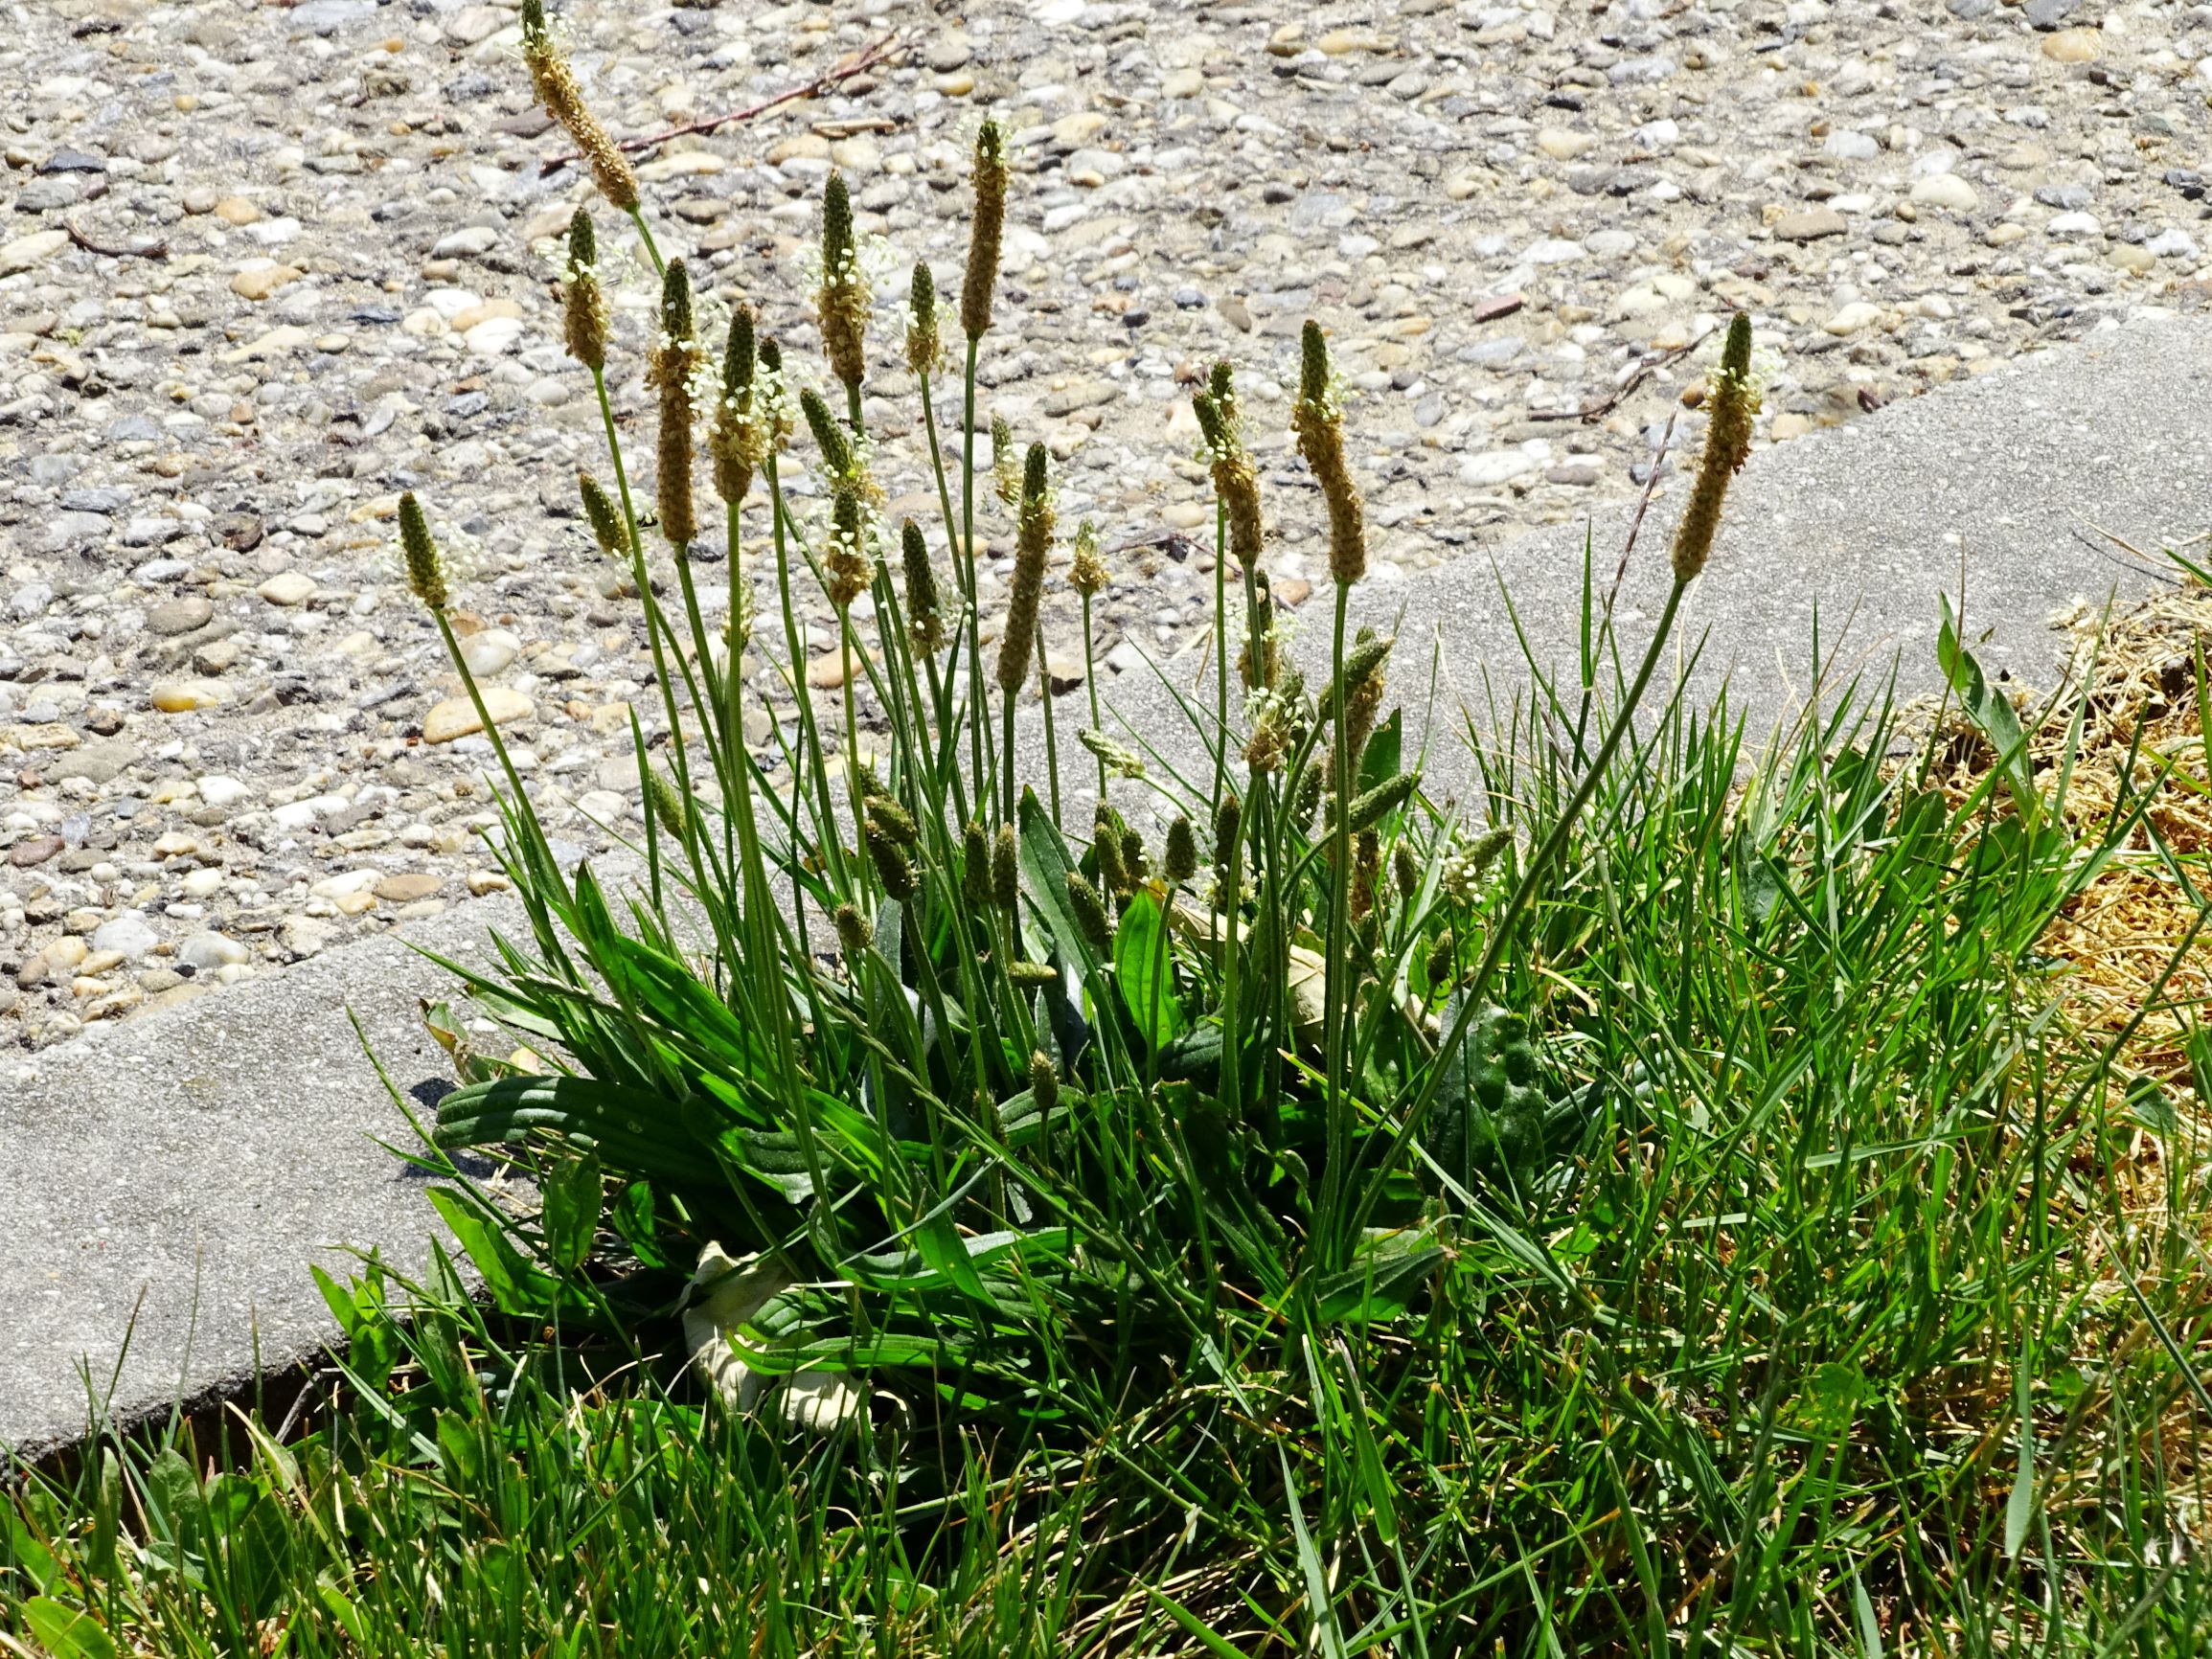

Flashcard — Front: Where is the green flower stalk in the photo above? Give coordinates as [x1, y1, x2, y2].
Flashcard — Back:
[560, 208, 607, 374]
[1672, 310, 1760, 583]
[649, 260, 700, 553]
[399, 491, 447, 612]
[1292, 320, 1364, 587]
[905, 261, 942, 377]
[711, 303, 760, 507]
[995, 443, 1052, 697]
[579, 470, 632, 560]
[817, 172, 868, 396]
[901, 517, 946, 652]
[520, 0, 639, 215]
[960, 121, 1009, 342]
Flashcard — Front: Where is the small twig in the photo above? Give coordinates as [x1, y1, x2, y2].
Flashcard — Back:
[1528, 331, 1709, 423]
[537, 33, 905, 175]
[61, 219, 167, 260]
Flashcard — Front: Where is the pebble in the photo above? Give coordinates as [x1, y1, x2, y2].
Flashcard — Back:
[422, 687, 536, 744]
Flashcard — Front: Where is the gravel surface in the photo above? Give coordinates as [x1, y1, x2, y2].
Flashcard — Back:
[2, 0, 2209, 1050]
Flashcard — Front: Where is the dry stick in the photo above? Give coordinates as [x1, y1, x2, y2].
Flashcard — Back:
[537, 34, 905, 174]
[61, 220, 166, 260]
[1528, 330, 1709, 424]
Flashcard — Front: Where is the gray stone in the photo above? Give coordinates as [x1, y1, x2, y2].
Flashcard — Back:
[146, 596, 215, 636]
[91, 911, 158, 961]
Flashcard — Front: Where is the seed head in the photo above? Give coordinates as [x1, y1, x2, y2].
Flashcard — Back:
[801, 386, 854, 485]
[991, 416, 1020, 510]
[1164, 815, 1197, 885]
[756, 337, 795, 451]
[995, 443, 1054, 696]
[1065, 871, 1112, 953]
[900, 518, 946, 652]
[1292, 320, 1364, 586]
[1346, 771, 1419, 835]
[645, 765, 689, 840]
[1392, 842, 1419, 902]
[960, 121, 1009, 342]
[962, 819, 992, 911]
[905, 261, 943, 378]
[867, 835, 917, 902]
[825, 487, 871, 612]
[1212, 792, 1242, 873]
[1208, 359, 1238, 425]
[1351, 829, 1381, 922]
[522, 6, 638, 215]
[817, 172, 869, 393]
[1068, 518, 1107, 598]
[865, 795, 919, 848]
[1193, 390, 1263, 569]
[560, 208, 607, 373]
[709, 305, 762, 509]
[1670, 311, 1760, 583]
[1092, 803, 1128, 896]
[833, 902, 873, 962]
[578, 470, 633, 561]
[650, 261, 700, 553]
[398, 491, 448, 611]
[1077, 728, 1146, 781]
[992, 823, 1019, 913]
[1028, 1051, 1059, 1118]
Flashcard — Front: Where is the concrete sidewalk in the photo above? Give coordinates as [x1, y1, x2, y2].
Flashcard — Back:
[6, 310, 2210, 1460]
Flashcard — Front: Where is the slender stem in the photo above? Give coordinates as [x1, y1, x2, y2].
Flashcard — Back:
[1213, 497, 1229, 817]
[1319, 580, 1355, 1259]
[960, 336, 994, 818]
[1037, 623, 1062, 829]
[1082, 589, 1106, 802]
[627, 207, 665, 278]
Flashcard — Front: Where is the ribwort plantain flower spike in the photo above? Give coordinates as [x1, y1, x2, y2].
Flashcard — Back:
[1164, 816, 1197, 885]
[578, 471, 632, 560]
[645, 765, 689, 839]
[995, 443, 1053, 696]
[1068, 518, 1107, 598]
[817, 172, 868, 393]
[991, 416, 1019, 510]
[833, 902, 872, 962]
[1066, 871, 1112, 953]
[399, 492, 447, 612]
[825, 488, 871, 613]
[560, 208, 607, 373]
[867, 837, 917, 902]
[1194, 389, 1263, 569]
[711, 303, 759, 507]
[901, 518, 946, 652]
[1671, 311, 1760, 584]
[1028, 1052, 1059, 1118]
[962, 820, 992, 911]
[905, 261, 942, 377]
[520, 0, 639, 215]
[992, 824, 1019, 913]
[649, 260, 700, 553]
[757, 338, 794, 451]
[960, 121, 1009, 342]
[801, 387, 854, 482]
[1292, 320, 1365, 586]
[1213, 792, 1242, 874]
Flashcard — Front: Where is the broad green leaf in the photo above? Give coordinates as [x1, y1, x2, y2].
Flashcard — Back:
[144, 1447, 202, 1543]
[22, 1599, 117, 1659]
[424, 1187, 557, 1316]
[2004, 1363, 2038, 1558]
[1113, 891, 1183, 1048]
[1937, 593, 2041, 830]
[542, 1148, 602, 1273]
